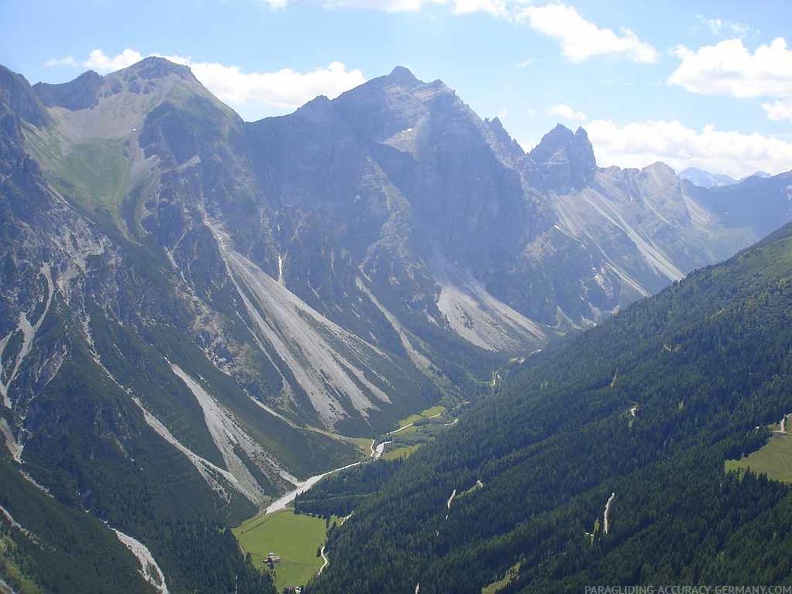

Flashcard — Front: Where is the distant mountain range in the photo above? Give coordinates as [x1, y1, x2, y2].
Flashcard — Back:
[680, 166, 773, 188]
[1, 57, 792, 592]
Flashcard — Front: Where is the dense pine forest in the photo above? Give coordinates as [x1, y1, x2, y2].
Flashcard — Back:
[300, 223, 792, 593]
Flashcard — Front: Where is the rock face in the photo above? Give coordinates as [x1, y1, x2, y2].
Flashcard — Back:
[0, 59, 789, 588]
[527, 124, 597, 192]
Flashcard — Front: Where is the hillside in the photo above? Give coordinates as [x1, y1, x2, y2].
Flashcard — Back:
[307, 222, 792, 592]
[1, 56, 792, 590]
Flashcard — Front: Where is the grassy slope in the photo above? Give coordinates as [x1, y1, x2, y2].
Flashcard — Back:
[382, 443, 422, 461]
[383, 405, 448, 459]
[23, 125, 133, 233]
[234, 510, 330, 591]
[727, 433, 792, 483]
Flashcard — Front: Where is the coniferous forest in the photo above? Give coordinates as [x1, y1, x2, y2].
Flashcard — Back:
[300, 224, 792, 593]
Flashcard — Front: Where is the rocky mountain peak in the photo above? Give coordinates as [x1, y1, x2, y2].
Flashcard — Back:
[33, 70, 104, 111]
[118, 56, 195, 82]
[294, 94, 336, 121]
[332, 67, 445, 143]
[643, 161, 676, 178]
[483, 116, 525, 165]
[33, 58, 200, 114]
[526, 123, 597, 193]
[0, 65, 49, 126]
[387, 65, 420, 88]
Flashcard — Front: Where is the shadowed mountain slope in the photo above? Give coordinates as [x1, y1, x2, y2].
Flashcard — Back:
[1, 58, 791, 590]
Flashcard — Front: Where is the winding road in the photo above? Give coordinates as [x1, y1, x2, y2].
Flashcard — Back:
[265, 439, 387, 515]
[387, 412, 443, 436]
[318, 546, 329, 575]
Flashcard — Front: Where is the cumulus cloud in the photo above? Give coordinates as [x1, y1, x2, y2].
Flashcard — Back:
[450, 0, 506, 16]
[586, 119, 792, 179]
[258, 1, 654, 61]
[44, 56, 77, 68]
[83, 48, 144, 72]
[514, 4, 658, 63]
[669, 38, 792, 98]
[45, 48, 144, 72]
[547, 103, 587, 121]
[45, 49, 366, 119]
[165, 55, 366, 111]
[762, 98, 792, 122]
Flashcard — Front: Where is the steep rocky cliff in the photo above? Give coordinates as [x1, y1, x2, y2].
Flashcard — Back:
[0, 58, 788, 591]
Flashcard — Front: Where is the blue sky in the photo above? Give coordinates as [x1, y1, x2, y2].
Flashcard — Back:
[1, 0, 791, 177]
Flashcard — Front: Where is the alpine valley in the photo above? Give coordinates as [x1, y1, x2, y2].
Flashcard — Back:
[1, 57, 791, 592]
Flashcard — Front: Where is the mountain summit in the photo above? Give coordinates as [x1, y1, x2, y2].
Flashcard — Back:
[527, 124, 597, 192]
[1, 57, 790, 591]
[387, 65, 420, 87]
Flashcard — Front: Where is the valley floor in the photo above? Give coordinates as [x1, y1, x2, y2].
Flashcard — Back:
[233, 510, 335, 592]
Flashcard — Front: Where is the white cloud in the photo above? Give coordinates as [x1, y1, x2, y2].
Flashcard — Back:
[697, 16, 752, 38]
[514, 58, 533, 68]
[44, 56, 77, 68]
[451, 0, 506, 16]
[263, 0, 655, 60]
[586, 119, 792, 178]
[50, 49, 366, 119]
[84, 48, 144, 72]
[669, 38, 792, 98]
[514, 4, 658, 63]
[261, 0, 288, 9]
[167, 56, 366, 111]
[762, 98, 792, 122]
[547, 103, 587, 121]
[322, 0, 444, 12]
[321, 0, 504, 13]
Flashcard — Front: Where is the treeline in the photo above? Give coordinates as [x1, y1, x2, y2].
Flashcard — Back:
[1, 453, 276, 594]
[308, 225, 792, 592]
[5, 321, 276, 594]
[295, 458, 404, 518]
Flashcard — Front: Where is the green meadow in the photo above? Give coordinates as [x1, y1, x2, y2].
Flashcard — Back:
[726, 433, 792, 483]
[234, 510, 330, 591]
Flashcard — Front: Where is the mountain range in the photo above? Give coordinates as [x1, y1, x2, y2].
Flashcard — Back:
[679, 167, 773, 189]
[1, 57, 791, 592]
